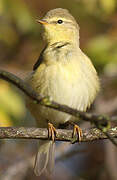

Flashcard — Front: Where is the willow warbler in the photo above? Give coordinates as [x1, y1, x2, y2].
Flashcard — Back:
[26, 8, 100, 176]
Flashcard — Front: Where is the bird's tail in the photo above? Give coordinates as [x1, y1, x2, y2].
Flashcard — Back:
[34, 140, 55, 176]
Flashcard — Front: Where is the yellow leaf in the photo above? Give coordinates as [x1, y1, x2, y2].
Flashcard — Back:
[100, 0, 116, 14]
[0, 110, 13, 127]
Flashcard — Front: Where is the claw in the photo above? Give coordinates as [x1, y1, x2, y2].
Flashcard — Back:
[48, 123, 57, 141]
[73, 124, 82, 142]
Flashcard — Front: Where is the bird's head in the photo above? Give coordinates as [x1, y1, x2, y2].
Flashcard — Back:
[37, 8, 80, 46]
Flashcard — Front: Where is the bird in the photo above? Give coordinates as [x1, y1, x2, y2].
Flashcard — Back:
[25, 8, 100, 176]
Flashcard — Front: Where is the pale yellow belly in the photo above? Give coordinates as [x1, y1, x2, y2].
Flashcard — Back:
[26, 60, 98, 128]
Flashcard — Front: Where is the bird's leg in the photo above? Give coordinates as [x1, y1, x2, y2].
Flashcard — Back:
[65, 121, 82, 142]
[48, 122, 57, 141]
[59, 121, 82, 142]
[73, 124, 82, 142]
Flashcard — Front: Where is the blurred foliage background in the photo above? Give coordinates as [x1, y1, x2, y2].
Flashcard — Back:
[0, 0, 117, 180]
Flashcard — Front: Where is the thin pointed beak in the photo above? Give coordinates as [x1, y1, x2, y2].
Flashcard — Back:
[36, 19, 48, 25]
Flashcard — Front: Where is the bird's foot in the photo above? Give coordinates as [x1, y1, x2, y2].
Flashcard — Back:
[72, 124, 82, 142]
[48, 123, 57, 141]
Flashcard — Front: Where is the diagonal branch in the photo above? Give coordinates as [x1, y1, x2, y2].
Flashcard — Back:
[0, 70, 117, 145]
[0, 70, 114, 124]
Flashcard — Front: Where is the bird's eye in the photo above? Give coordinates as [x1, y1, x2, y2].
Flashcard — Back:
[57, 19, 63, 24]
